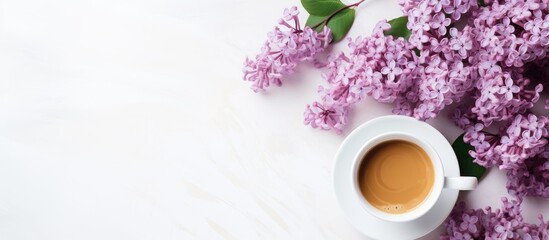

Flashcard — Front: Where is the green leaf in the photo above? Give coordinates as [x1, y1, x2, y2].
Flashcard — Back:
[452, 133, 487, 181]
[384, 16, 411, 40]
[305, 9, 355, 43]
[327, 8, 355, 42]
[301, 0, 346, 16]
[302, 0, 356, 43]
[478, 0, 485, 7]
[305, 15, 325, 32]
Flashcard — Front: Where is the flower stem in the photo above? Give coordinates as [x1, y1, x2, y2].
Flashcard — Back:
[311, 0, 366, 29]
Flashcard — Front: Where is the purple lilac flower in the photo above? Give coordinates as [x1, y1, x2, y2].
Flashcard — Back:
[399, 0, 423, 12]
[443, 0, 475, 21]
[460, 214, 479, 234]
[449, 27, 473, 59]
[442, 197, 549, 239]
[506, 157, 549, 198]
[243, 7, 331, 92]
[303, 95, 348, 134]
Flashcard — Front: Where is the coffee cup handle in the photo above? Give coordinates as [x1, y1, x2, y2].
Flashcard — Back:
[444, 176, 478, 190]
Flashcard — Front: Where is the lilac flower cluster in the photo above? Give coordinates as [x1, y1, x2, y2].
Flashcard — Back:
[243, 7, 331, 92]
[304, 0, 548, 131]
[441, 198, 549, 239]
[448, 0, 549, 200]
[304, 21, 417, 133]
[304, 0, 481, 131]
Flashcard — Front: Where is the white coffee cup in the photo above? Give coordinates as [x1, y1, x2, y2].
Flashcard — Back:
[351, 132, 477, 222]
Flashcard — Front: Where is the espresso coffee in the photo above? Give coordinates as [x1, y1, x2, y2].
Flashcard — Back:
[357, 140, 434, 214]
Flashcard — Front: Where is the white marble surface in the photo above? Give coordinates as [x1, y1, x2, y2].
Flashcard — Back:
[0, 0, 547, 239]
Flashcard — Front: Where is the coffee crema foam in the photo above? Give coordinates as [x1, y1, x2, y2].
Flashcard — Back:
[358, 140, 435, 214]
[380, 204, 404, 213]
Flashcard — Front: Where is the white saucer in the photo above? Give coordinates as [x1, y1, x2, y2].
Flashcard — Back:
[333, 116, 459, 239]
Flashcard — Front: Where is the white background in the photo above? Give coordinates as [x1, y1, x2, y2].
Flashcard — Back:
[0, 0, 547, 239]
